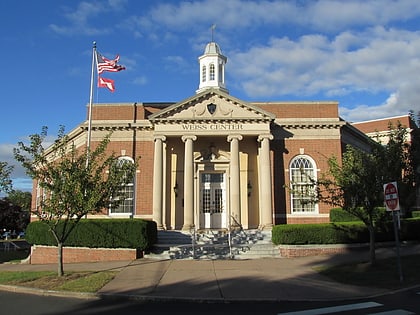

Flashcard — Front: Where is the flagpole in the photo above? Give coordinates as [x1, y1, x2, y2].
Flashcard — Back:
[86, 41, 96, 167]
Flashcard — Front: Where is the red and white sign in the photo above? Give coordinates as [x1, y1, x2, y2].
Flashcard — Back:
[384, 181, 400, 211]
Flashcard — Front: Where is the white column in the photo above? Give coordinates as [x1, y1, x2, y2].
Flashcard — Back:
[152, 136, 166, 229]
[258, 134, 273, 230]
[182, 135, 197, 230]
[228, 135, 243, 228]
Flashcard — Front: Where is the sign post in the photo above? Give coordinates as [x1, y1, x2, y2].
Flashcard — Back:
[384, 181, 403, 282]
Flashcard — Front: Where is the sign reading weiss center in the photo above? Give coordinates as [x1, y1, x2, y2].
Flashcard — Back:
[154, 122, 270, 134]
[384, 181, 400, 211]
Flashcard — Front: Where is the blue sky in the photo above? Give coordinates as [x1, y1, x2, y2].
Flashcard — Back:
[1, 0, 420, 192]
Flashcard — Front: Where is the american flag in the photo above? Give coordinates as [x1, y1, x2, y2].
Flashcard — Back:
[96, 52, 126, 74]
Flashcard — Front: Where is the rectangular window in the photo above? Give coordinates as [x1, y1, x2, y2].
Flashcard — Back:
[112, 183, 134, 214]
[202, 65, 206, 82]
[210, 64, 215, 80]
[201, 173, 223, 183]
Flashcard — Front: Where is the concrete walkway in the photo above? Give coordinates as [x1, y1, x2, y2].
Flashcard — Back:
[0, 244, 419, 302]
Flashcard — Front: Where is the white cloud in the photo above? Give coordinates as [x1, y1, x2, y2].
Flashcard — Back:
[127, 0, 420, 36]
[133, 76, 147, 85]
[49, 0, 127, 36]
[0, 134, 57, 192]
[227, 26, 420, 120]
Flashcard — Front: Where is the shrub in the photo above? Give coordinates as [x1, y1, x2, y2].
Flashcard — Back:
[400, 218, 420, 241]
[329, 208, 361, 222]
[329, 207, 388, 223]
[272, 218, 420, 245]
[272, 222, 369, 245]
[26, 219, 157, 250]
[412, 211, 420, 218]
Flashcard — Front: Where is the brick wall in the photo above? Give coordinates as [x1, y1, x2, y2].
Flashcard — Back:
[30, 245, 139, 264]
[257, 102, 339, 118]
[278, 244, 363, 258]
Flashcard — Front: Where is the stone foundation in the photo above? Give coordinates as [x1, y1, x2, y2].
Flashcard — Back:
[30, 245, 140, 264]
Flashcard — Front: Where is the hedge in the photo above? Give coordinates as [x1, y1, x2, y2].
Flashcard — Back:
[412, 211, 420, 218]
[329, 208, 361, 222]
[329, 207, 388, 223]
[272, 218, 420, 245]
[25, 219, 157, 250]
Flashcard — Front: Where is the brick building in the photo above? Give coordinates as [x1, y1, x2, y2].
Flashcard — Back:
[352, 114, 417, 145]
[32, 41, 374, 230]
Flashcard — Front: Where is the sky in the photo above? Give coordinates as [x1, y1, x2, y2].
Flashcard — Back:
[1, 0, 420, 193]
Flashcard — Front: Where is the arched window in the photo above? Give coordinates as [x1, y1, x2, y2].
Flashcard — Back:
[289, 155, 317, 213]
[202, 65, 206, 82]
[110, 156, 135, 215]
[209, 63, 215, 80]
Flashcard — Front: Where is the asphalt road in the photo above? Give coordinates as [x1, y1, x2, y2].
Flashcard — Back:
[1, 288, 419, 315]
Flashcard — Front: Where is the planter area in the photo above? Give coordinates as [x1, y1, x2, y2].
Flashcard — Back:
[29, 245, 141, 264]
[277, 243, 367, 258]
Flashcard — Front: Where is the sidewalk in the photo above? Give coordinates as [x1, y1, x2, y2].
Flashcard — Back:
[0, 244, 419, 302]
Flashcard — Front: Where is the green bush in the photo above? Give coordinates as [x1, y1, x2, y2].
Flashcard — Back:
[329, 207, 388, 223]
[272, 222, 370, 245]
[400, 218, 420, 241]
[412, 211, 420, 218]
[329, 208, 361, 222]
[26, 219, 157, 250]
[271, 219, 420, 245]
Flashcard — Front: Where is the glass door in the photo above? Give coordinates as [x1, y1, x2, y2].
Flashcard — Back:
[200, 172, 226, 229]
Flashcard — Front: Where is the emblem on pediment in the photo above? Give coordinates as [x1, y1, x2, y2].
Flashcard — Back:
[207, 103, 216, 115]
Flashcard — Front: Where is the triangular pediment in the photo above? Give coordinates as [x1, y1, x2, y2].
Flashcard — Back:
[149, 89, 275, 123]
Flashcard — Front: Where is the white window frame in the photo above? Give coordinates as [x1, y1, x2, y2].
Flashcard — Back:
[202, 65, 207, 82]
[209, 63, 215, 80]
[110, 156, 135, 217]
[289, 155, 318, 214]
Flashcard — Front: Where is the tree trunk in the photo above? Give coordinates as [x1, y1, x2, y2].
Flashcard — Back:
[368, 224, 376, 265]
[57, 242, 64, 277]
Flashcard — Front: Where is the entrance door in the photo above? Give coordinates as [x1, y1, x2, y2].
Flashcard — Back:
[199, 172, 226, 229]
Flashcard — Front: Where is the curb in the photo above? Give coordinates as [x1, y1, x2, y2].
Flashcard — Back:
[1, 282, 419, 303]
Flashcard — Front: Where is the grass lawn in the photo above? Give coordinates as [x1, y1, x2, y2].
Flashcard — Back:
[0, 248, 117, 293]
[317, 254, 420, 289]
[0, 270, 117, 293]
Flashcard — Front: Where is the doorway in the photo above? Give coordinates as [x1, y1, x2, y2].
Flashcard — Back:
[199, 172, 227, 229]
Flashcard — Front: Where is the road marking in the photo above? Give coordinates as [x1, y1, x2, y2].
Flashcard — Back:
[369, 310, 415, 315]
[277, 302, 382, 315]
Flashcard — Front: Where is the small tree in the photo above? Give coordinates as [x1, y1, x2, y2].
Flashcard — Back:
[378, 122, 414, 211]
[14, 126, 137, 276]
[0, 161, 13, 194]
[317, 145, 384, 265]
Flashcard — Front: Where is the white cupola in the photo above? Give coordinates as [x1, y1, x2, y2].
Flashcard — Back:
[196, 41, 228, 94]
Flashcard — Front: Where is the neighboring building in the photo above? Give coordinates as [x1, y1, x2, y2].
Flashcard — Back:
[352, 114, 417, 145]
[352, 114, 420, 211]
[31, 41, 373, 230]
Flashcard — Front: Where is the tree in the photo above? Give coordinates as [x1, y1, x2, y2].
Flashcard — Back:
[316, 122, 415, 265]
[317, 145, 383, 265]
[408, 110, 420, 210]
[0, 196, 30, 234]
[377, 122, 415, 212]
[7, 190, 32, 232]
[8, 190, 32, 212]
[14, 126, 137, 276]
[0, 161, 13, 194]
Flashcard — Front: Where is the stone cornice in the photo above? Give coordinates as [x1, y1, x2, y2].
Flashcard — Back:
[275, 119, 345, 129]
[80, 121, 153, 131]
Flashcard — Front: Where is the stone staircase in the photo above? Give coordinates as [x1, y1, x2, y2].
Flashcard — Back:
[144, 229, 280, 260]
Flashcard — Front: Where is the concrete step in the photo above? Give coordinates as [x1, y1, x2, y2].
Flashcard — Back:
[145, 229, 278, 260]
